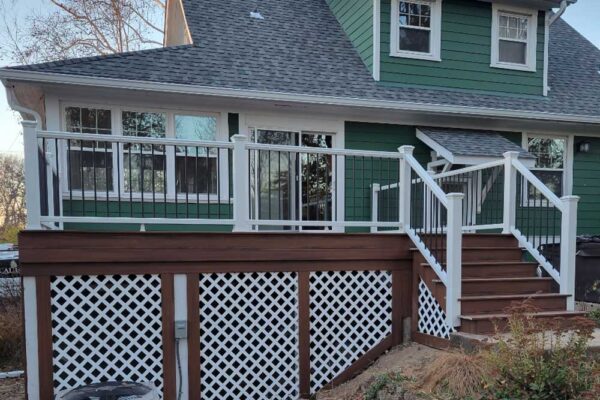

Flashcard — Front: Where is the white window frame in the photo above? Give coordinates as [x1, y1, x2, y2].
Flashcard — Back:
[491, 4, 538, 72]
[521, 133, 572, 207]
[390, 0, 442, 62]
[59, 102, 229, 203]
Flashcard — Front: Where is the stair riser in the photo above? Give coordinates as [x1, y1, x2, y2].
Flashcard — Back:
[461, 315, 582, 335]
[462, 265, 538, 279]
[461, 280, 553, 296]
[462, 236, 519, 248]
[462, 249, 523, 262]
[461, 297, 567, 315]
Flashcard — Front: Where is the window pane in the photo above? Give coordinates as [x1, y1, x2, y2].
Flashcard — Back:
[530, 171, 563, 198]
[399, 1, 430, 28]
[499, 40, 526, 64]
[124, 153, 166, 193]
[68, 150, 113, 192]
[528, 137, 565, 169]
[399, 27, 430, 53]
[176, 156, 218, 194]
[122, 111, 166, 152]
[499, 14, 528, 40]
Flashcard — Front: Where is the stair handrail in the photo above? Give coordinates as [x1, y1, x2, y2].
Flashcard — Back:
[399, 146, 463, 328]
[505, 152, 579, 310]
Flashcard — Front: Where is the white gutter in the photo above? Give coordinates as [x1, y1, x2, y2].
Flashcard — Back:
[3, 81, 42, 128]
[1, 69, 600, 125]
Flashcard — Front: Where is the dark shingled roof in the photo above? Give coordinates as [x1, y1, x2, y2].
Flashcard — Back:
[418, 127, 535, 159]
[4, 0, 600, 121]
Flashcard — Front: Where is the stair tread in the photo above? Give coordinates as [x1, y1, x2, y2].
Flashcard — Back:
[421, 261, 538, 267]
[410, 246, 521, 252]
[433, 277, 553, 283]
[460, 293, 570, 301]
[460, 311, 586, 321]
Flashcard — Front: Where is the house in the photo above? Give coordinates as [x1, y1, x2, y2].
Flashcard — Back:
[1, 0, 599, 399]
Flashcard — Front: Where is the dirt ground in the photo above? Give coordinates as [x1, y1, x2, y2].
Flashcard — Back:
[317, 343, 446, 400]
[0, 378, 24, 400]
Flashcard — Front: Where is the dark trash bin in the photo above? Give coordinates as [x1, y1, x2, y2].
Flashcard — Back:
[540, 236, 600, 303]
[54, 382, 160, 400]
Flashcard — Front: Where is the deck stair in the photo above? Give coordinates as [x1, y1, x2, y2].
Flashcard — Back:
[414, 234, 585, 335]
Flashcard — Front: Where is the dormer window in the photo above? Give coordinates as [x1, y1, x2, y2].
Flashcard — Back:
[491, 4, 538, 72]
[390, 0, 442, 61]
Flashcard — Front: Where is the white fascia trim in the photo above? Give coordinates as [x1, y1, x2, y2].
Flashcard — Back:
[3, 69, 600, 125]
[372, 0, 381, 81]
[416, 129, 455, 163]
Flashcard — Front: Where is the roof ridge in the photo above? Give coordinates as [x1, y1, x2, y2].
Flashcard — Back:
[5, 44, 196, 70]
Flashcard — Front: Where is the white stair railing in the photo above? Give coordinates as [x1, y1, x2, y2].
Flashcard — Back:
[398, 146, 464, 328]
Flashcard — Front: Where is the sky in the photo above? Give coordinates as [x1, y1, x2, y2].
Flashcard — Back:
[0, 0, 599, 157]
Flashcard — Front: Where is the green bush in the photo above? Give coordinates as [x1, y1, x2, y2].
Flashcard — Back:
[483, 302, 598, 400]
[587, 308, 600, 327]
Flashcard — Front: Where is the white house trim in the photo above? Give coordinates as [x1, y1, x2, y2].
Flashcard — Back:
[390, 0, 442, 62]
[3, 70, 600, 125]
[543, 12, 550, 96]
[490, 3, 538, 73]
[372, 0, 381, 81]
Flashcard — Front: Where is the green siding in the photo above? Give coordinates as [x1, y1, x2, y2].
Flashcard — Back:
[327, 0, 374, 72]
[380, 0, 545, 95]
[344, 121, 429, 232]
[573, 137, 600, 235]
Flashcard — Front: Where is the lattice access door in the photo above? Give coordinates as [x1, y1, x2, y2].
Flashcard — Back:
[417, 278, 453, 339]
[50, 274, 164, 395]
[309, 270, 392, 393]
[199, 272, 300, 400]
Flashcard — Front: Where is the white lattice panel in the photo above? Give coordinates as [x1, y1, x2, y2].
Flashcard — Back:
[199, 272, 299, 400]
[309, 270, 392, 393]
[418, 278, 453, 339]
[50, 274, 164, 395]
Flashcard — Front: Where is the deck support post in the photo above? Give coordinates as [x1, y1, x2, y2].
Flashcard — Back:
[23, 277, 40, 400]
[173, 274, 189, 400]
[398, 146, 414, 232]
[231, 134, 251, 231]
[446, 193, 464, 328]
[371, 183, 380, 233]
[502, 151, 519, 234]
[560, 195, 579, 311]
[23, 120, 42, 230]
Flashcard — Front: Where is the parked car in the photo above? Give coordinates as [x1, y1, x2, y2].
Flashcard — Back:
[0, 243, 19, 276]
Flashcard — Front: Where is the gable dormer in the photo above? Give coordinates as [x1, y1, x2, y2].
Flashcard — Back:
[327, 0, 574, 97]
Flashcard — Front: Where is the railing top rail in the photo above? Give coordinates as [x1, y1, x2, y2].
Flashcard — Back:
[404, 153, 449, 208]
[431, 159, 505, 180]
[512, 157, 564, 212]
[245, 142, 403, 159]
[37, 130, 235, 149]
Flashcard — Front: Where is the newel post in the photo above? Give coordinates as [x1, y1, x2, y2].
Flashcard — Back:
[446, 192, 464, 328]
[231, 134, 251, 231]
[22, 120, 42, 230]
[560, 195, 579, 311]
[398, 145, 414, 231]
[502, 151, 519, 234]
[371, 183, 380, 233]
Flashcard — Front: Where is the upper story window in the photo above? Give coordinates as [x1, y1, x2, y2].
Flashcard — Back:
[391, 0, 442, 61]
[491, 5, 538, 72]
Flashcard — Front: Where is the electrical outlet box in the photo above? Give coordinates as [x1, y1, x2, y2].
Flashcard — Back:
[174, 320, 187, 339]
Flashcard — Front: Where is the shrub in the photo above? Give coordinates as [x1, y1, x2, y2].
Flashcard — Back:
[362, 372, 421, 400]
[0, 302, 23, 370]
[483, 302, 598, 400]
[419, 352, 488, 399]
[587, 308, 600, 327]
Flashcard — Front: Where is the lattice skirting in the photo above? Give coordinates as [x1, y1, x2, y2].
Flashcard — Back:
[50, 274, 164, 396]
[417, 278, 453, 339]
[309, 270, 392, 393]
[199, 272, 300, 400]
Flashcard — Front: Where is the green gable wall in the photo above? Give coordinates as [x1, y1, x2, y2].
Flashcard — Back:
[573, 137, 600, 235]
[380, 0, 545, 95]
[326, 0, 374, 73]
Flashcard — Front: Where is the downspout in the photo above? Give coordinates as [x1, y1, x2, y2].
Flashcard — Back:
[549, 0, 570, 26]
